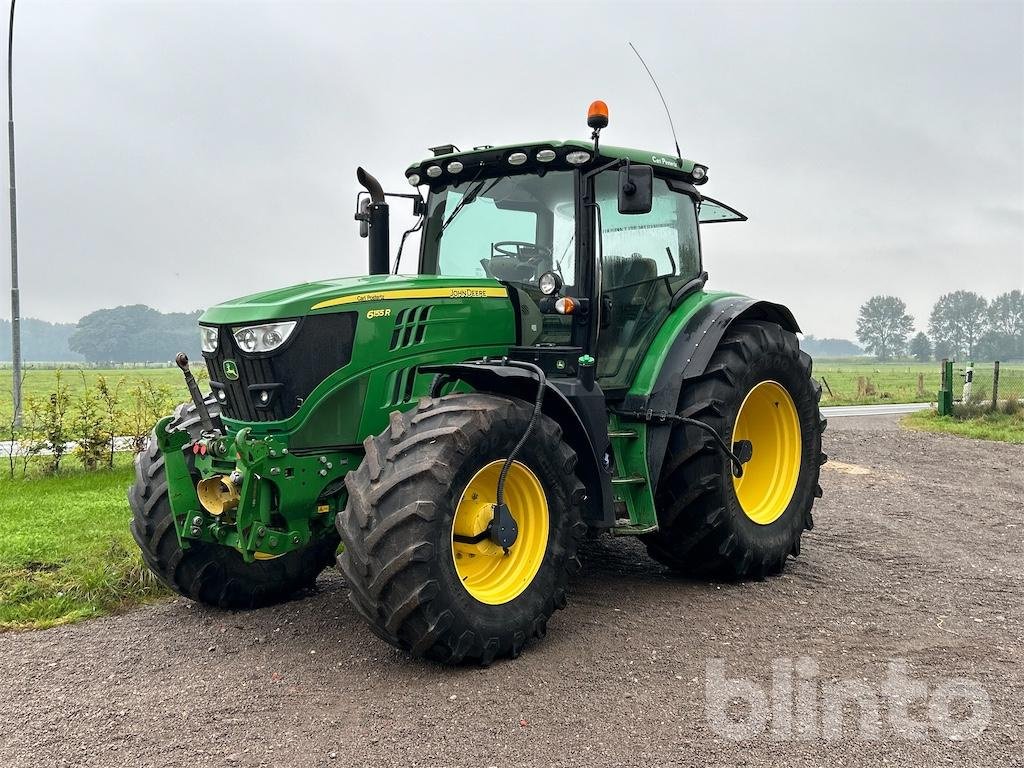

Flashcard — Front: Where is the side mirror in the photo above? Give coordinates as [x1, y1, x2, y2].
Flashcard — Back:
[618, 164, 653, 215]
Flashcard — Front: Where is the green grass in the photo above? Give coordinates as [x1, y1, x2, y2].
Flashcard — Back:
[813, 359, 1024, 407]
[903, 409, 1024, 444]
[1, 366, 191, 427]
[0, 455, 167, 630]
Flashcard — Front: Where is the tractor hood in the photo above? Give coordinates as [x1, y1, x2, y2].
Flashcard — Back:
[199, 274, 509, 325]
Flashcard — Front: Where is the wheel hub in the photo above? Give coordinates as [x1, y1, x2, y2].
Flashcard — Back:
[451, 459, 549, 605]
[731, 380, 802, 525]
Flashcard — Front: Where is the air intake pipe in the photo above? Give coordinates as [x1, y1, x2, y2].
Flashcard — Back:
[356, 167, 390, 275]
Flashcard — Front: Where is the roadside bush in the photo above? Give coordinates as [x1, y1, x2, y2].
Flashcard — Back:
[120, 380, 179, 453]
[72, 373, 107, 471]
[39, 371, 71, 473]
[95, 375, 124, 468]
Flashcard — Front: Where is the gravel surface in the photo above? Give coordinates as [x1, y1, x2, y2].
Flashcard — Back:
[2, 415, 1021, 767]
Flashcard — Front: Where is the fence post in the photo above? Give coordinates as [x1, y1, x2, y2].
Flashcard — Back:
[938, 359, 953, 416]
[992, 361, 1000, 410]
[962, 362, 974, 403]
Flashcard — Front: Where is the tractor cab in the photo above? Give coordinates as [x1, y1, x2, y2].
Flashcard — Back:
[400, 128, 746, 393]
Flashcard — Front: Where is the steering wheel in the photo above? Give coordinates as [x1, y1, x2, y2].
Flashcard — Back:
[492, 241, 552, 261]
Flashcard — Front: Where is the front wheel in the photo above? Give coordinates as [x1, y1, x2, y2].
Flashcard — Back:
[645, 320, 826, 579]
[337, 393, 586, 664]
[128, 402, 339, 609]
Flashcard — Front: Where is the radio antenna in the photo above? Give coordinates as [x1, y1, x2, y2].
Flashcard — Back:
[628, 42, 682, 165]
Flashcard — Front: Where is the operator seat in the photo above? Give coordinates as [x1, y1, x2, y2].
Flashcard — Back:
[484, 256, 537, 283]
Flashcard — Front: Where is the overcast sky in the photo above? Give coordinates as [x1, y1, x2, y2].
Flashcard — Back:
[2, 0, 1022, 339]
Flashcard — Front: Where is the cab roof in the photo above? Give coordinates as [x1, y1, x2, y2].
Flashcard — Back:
[405, 139, 708, 188]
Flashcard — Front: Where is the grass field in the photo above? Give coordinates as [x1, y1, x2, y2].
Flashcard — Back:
[0, 455, 167, 630]
[1, 365, 191, 427]
[813, 358, 1024, 407]
[903, 409, 1024, 444]
[4, 360, 1024, 417]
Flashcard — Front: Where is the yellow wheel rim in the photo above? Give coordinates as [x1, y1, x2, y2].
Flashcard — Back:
[451, 459, 549, 605]
[732, 380, 802, 525]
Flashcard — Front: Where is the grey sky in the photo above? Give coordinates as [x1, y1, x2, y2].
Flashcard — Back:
[3, 0, 1022, 339]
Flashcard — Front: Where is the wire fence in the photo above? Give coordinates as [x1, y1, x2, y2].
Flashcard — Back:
[956, 361, 1024, 414]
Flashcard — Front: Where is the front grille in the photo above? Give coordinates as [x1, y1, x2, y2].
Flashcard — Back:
[203, 312, 357, 422]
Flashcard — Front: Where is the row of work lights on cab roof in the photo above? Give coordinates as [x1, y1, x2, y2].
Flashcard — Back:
[406, 146, 595, 187]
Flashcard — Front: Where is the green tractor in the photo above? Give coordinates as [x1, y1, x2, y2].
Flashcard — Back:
[129, 102, 825, 664]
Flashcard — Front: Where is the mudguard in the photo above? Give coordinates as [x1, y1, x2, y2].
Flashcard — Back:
[420, 362, 615, 528]
[622, 295, 801, 492]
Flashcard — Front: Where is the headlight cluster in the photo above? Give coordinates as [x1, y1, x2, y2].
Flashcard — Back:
[231, 321, 297, 353]
[200, 326, 219, 353]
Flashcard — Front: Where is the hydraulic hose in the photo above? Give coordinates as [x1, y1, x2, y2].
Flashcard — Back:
[495, 359, 546, 508]
[610, 408, 751, 478]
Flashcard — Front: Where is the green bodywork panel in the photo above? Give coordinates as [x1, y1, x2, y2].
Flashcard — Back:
[408, 139, 704, 178]
[608, 289, 742, 532]
[161, 274, 517, 561]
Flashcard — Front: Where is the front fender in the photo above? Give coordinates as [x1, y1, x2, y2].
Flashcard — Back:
[420, 362, 615, 528]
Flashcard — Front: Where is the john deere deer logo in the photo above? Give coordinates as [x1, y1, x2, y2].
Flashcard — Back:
[222, 360, 239, 380]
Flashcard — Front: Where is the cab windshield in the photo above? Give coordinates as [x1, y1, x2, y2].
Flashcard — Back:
[420, 171, 576, 289]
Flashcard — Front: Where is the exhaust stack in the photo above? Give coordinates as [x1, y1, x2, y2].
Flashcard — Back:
[356, 167, 390, 275]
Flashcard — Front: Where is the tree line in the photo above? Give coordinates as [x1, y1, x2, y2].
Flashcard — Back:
[1, 305, 202, 363]
[856, 290, 1023, 362]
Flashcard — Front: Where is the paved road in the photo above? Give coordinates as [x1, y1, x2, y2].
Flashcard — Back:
[1, 414, 1021, 767]
[820, 402, 932, 418]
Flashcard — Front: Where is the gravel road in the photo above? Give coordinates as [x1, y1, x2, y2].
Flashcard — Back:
[1, 415, 1021, 767]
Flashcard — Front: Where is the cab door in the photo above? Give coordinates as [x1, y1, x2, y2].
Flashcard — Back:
[593, 173, 702, 392]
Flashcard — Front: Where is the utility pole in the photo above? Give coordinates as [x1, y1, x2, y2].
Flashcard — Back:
[7, 0, 21, 426]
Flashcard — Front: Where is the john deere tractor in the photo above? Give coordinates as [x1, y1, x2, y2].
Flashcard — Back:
[129, 102, 825, 664]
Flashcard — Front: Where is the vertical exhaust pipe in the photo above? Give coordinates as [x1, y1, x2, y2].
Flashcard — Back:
[356, 167, 390, 275]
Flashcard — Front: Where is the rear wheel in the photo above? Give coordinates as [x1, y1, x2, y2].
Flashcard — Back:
[644, 321, 826, 578]
[337, 393, 586, 664]
[128, 402, 339, 609]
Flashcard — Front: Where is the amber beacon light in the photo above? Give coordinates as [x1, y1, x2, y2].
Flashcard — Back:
[587, 100, 609, 130]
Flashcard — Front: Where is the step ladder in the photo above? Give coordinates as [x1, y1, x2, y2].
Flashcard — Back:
[606, 418, 659, 536]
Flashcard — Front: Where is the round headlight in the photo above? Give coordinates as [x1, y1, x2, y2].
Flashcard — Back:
[426, 165, 442, 178]
[538, 271, 562, 296]
[262, 329, 282, 348]
[566, 151, 591, 165]
[407, 173, 421, 186]
[508, 152, 528, 166]
[200, 326, 219, 354]
[447, 161, 464, 174]
[692, 166, 706, 181]
[536, 149, 556, 163]
[236, 328, 257, 352]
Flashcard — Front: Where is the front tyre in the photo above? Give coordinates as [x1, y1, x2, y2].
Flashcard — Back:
[645, 321, 826, 579]
[337, 393, 586, 664]
[128, 402, 339, 609]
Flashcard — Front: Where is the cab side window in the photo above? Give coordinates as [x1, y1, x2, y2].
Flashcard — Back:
[596, 175, 700, 290]
[595, 173, 701, 389]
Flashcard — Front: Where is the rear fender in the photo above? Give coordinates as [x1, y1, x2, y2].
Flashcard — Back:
[624, 296, 801, 488]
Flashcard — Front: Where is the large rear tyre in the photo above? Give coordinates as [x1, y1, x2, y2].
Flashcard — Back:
[128, 402, 339, 609]
[337, 393, 586, 664]
[644, 321, 826, 579]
